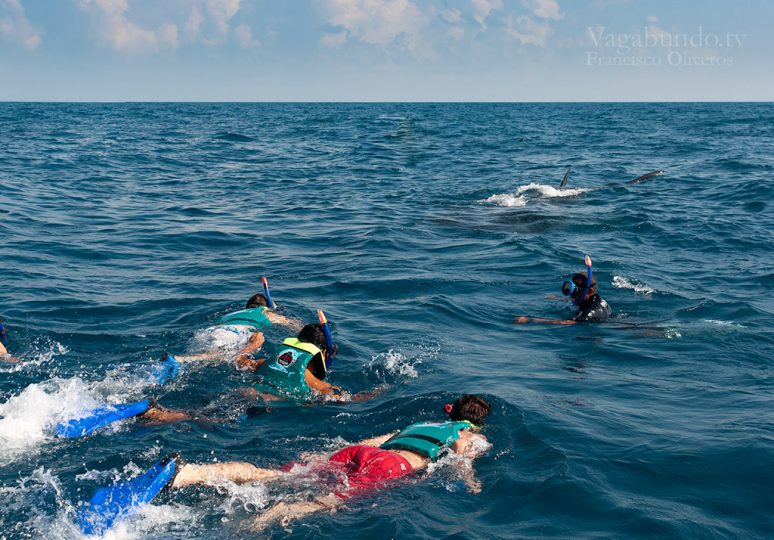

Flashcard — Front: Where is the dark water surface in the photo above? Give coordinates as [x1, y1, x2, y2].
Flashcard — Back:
[0, 103, 772, 539]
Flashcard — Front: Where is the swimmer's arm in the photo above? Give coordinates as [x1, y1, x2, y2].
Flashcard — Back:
[251, 494, 342, 531]
[236, 356, 266, 371]
[456, 459, 482, 494]
[305, 373, 384, 403]
[515, 316, 576, 325]
[305, 370, 340, 396]
[265, 311, 303, 332]
[451, 433, 489, 494]
[348, 385, 388, 403]
[0, 342, 20, 363]
[235, 332, 267, 371]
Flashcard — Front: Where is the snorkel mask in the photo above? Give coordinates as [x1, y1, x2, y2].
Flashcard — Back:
[561, 255, 593, 306]
[261, 276, 277, 310]
[317, 309, 336, 372]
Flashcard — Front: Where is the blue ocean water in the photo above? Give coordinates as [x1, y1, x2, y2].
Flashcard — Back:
[0, 102, 772, 539]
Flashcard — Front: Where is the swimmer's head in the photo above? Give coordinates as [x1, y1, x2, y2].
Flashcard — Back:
[0, 318, 7, 345]
[562, 272, 598, 301]
[297, 323, 337, 379]
[246, 293, 270, 309]
[446, 395, 490, 426]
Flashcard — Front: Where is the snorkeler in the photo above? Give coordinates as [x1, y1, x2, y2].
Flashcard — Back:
[233, 310, 380, 403]
[176, 277, 302, 362]
[57, 310, 378, 437]
[0, 318, 19, 363]
[76, 395, 492, 535]
[515, 255, 612, 325]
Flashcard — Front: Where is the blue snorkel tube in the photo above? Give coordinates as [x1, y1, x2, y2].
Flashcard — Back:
[576, 255, 593, 306]
[317, 309, 335, 372]
[261, 276, 277, 310]
[0, 322, 7, 346]
[561, 255, 593, 306]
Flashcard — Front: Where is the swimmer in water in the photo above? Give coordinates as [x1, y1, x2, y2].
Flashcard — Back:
[234, 318, 380, 403]
[78, 395, 491, 533]
[138, 314, 380, 425]
[176, 278, 303, 362]
[0, 318, 20, 363]
[516, 255, 612, 325]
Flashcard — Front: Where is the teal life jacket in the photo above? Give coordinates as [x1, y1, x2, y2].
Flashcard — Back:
[216, 307, 271, 330]
[380, 421, 473, 460]
[254, 338, 321, 399]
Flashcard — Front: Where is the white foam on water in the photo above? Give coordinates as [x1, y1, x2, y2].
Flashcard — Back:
[189, 325, 253, 357]
[426, 435, 492, 493]
[368, 349, 421, 379]
[612, 275, 656, 295]
[482, 193, 528, 207]
[515, 183, 591, 198]
[1, 339, 69, 373]
[664, 328, 682, 339]
[98, 503, 198, 540]
[702, 319, 746, 329]
[0, 467, 120, 540]
[0, 378, 103, 463]
[210, 479, 272, 516]
[482, 183, 591, 207]
[0, 361, 163, 463]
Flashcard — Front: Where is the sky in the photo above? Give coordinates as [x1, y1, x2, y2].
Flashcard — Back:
[0, 0, 772, 101]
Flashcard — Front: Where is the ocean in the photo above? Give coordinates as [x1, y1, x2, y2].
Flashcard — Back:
[0, 102, 772, 539]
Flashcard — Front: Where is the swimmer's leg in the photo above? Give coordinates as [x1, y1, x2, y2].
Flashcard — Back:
[252, 494, 342, 530]
[171, 461, 283, 489]
[238, 387, 284, 402]
[173, 351, 221, 363]
[139, 404, 192, 424]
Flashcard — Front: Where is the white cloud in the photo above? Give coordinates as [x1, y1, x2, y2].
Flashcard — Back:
[0, 0, 41, 49]
[448, 26, 465, 40]
[205, 0, 240, 35]
[320, 30, 347, 47]
[521, 0, 562, 20]
[471, 0, 502, 28]
[78, 0, 179, 53]
[505, 0, 562, 46]
[441, 8, 462, 24]
[323, 0, 426, 49]
[234, 22, 259, 48]
[185, 4, 204, 39]
[505, 14, 551, 46]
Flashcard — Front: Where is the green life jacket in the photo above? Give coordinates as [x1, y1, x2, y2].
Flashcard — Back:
[255, 338, 320, 399]
[216, 307, 271, 330]
[380, 421, 473, 460]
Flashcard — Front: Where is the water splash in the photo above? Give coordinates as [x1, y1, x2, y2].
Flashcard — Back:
[612, 275, 656, 295]
[0, 378, 102, 462]
[189, 326, 253, 357]
[368, 350, 421, 380]
[482, 183, 591, 207]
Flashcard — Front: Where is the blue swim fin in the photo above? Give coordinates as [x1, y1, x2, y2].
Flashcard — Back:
[76, 454, 180, 536]
[54, 400, 151, 438]
[151, 353, 180, 385]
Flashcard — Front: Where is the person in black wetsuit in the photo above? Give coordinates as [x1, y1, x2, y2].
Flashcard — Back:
[515, 255, 612, 325]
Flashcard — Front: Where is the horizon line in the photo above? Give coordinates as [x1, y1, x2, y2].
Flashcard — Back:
[1, 100, 772, 104]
